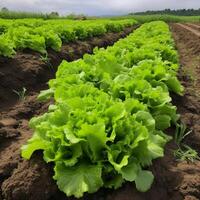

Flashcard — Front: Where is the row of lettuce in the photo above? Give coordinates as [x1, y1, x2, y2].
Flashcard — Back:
[21, 21, 183, 198]
[0, 19, 137, 58]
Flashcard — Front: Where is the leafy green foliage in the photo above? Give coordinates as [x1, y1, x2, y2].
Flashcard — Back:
[135, 170, 154, 192]
[0, 34, 15, 57]
[54, 162, 103, 198]
[0, 19, 137, 57]
[21, 21, 183, 198]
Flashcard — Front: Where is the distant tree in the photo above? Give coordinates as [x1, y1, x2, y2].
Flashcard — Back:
[1, 7, 9, 12]
[49, 11, 59, 17]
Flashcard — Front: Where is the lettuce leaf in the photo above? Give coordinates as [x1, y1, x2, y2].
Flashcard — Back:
[54, 162, 103, 198]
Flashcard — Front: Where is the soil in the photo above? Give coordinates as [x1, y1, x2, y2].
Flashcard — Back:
[0, 23, 200, 200]
[0, 26, 136, 110]
[185, 23, 200, 32]
[176, 23, 200, 37]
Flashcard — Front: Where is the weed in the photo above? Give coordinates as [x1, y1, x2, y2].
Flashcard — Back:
[174, 145, 200, 162]
[40, 54, 53, 70]
[174, 123, 192, 146]
[174, 122, 199, 162]
[13, 87, 27, 101]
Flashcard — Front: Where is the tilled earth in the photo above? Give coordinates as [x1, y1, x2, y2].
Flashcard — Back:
[0, 23, 200, 200]
[0, 26, 136, 109]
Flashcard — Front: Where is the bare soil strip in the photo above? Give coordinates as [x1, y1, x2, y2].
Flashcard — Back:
[185, 23, 200, 32]
[170, 23, 200, 153]
[192, 24, 200, 28]
[176, 23, 200, 37]
[186, 23, 200, 29]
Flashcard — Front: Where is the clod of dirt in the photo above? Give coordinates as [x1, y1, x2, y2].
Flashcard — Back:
[0, 128, 20, 139]
[0, 118, 18, 128]
[1, 154, 58, 200]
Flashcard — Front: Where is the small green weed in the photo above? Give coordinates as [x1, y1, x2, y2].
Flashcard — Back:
[174, 145, 200, 162]
[13, 87, 27, 101]
[174, 123, 199, 162]
[40, 54, 53, 69]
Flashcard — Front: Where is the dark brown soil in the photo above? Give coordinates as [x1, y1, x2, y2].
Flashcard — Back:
[0, 23, 200, 200]
[0, 26, 136, 110]
[170, 23, 200, 152]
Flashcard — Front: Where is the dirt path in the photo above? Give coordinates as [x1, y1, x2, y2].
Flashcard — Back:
[186, 23, 200, 31]
[189, 24, 200, 28]
[176, 23, 200, 37]
[170, 23, 200, 153]
[169, 23, 200, 199]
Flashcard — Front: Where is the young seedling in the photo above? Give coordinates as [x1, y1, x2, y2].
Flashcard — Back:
[13, 87, 27, 101]
[174, 122, 199, 162]
[40, 54, 53, 70]
[174, 123, 192, 146]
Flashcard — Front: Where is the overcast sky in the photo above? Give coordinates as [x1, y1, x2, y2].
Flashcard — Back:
[1, 0, 200, 16]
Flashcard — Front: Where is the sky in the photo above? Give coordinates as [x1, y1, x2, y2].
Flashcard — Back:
[1, 0, 200, 16]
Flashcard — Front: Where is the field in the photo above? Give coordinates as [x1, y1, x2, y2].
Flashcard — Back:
[123, 15, 200, 23]
[107, 14, 200, 23]
[0, 16, 200, 200]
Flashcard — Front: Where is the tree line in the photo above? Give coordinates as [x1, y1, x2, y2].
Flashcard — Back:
[129, 9, 200, 16]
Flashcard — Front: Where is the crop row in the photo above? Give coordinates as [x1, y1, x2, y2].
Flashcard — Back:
[21, 21, 183, 198]
[0, 19, 137, 57]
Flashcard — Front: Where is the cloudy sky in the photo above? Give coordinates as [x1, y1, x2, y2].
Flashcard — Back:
[1, 0, 200, 16]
